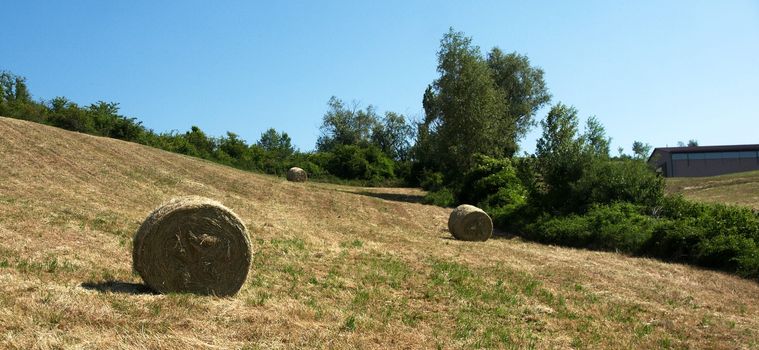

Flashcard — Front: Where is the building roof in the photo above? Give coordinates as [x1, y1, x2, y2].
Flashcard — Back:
[648, 144, 759, 163]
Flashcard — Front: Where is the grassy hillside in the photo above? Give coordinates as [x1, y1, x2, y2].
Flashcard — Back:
[667, 170, 759, 210]
[1, 117, 758, 349]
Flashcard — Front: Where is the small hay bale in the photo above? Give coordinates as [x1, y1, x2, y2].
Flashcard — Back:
[132, 196, 252, 296]
[286, 167, 308, 182]
[447, 204, 493, 241]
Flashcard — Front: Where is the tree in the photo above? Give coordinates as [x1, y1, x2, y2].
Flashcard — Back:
[184, 126, 215, 158]
[418, 29, 551, 180]
[257, 128, 294, 157]
[687, 139, 699, 147]
[218, 132, 248, 160]
[419, 29, 506, 178]
[371, 112, 413, 161]
[486, 48, 551, 155]
[533, 103, 587, 212]
[316, 96, 379, 152]
[0, 71, 35, 118]
[632, 141, 652, 160]
[13, 76, 31, 102]
[47, 97, 94, 133]
[324, 144, 394, 181]
[583, 116, 611, 158]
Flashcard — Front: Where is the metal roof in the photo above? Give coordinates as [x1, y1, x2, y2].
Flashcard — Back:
[648, 144, 759, 163]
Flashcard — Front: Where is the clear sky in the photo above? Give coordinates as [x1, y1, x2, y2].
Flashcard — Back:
[3, 1, 758, 154]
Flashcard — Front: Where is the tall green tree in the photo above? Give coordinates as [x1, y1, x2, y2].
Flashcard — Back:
[420, 29, 506, 178]
[632, 141, 652, 160]
[184, 126, 215, 158]
[583, 116, 611, 158]
[533, 103, 586, 212]
[371, 111, 413, 161]
[316, 96, 379, 151]
[47, 97, 94, 133]
[486, 48, 551, 155]
[418, 29, 551, 180]
[218, 132, 249, 160]
[257, 128, 294, 157]
[0, 71, 35, 118]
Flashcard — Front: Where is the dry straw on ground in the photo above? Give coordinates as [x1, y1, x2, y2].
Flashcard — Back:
[286, 167, 308, 182]
[447, 204, 493, 241]
[132, 196, 252, 296]
[3, 117, 759, 349]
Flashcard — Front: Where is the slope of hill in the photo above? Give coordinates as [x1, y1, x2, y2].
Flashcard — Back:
[1, 116, 758, 349]
[667, 170, 759, 210]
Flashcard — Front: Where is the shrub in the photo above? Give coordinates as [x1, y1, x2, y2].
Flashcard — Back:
[523, 212, 591, 247]
[324, 144, 395, 182]
[585, 203, 656, 252]
[423, 187, 456, 207]
[458, 155, 526, 206]
[419, 171, 445, 192]
[451, 155, 529, 229]
[573, 159, 664, 210]
[643, 198, 759, 277]
[643, 218, 704, 261]
[695, 234, 758, 272]
[654, 195, 708, 220]
[523, 203, 656, 253]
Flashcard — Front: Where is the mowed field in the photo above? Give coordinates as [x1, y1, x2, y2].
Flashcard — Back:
[1, 117, 758, 349]
[667, 170, 759, 210]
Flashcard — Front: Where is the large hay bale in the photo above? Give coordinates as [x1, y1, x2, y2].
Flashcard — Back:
[133, 196, 252, 296]
[286, 167, 308, 182]
[447, 204, 493, 241]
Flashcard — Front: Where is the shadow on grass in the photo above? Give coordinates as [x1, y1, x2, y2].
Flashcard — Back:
[440, 227, 519, 241]
[492, 228, 519, 240]
[81, 280, 157, 295]
[352, 190, 426, 204]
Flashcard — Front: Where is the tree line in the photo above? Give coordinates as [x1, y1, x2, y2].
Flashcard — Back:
[0, 72, 414, 186]
[2, 28, 757, 279]
[414, 29, 758, 280]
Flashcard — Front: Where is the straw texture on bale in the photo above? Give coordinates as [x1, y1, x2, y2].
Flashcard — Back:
[133, 196, 252, 296]
[447, 204, 493, 241]
[286, 167, 308, 182]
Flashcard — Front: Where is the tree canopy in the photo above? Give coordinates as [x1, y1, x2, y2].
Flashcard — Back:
[417, 28, 550, 180]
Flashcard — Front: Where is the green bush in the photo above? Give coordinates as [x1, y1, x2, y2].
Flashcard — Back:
[733, 245, 759, 278]
[657, 196, 759, 243]
[518, 196, 759, 279]
[643, 218, 704, 261]
[655, 195, 707, 220]
[423, 187, 456, 207]
[696, 234, 758, 272]
[573, 159, 664, 210]
[586, 203, 657, 252]
[324, 144, 395, 182]
[523, 213, 591, 247]
[524, 203, 656, 253]
[419, 170, 445, 192]
[458, 155, 526, 206]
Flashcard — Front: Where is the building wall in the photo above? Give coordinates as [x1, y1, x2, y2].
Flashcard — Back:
[671, 154, 759, 177]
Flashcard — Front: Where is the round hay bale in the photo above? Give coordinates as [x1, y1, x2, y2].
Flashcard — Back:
[286, 167, 308, 182]
[133, 196, 251, 296]
[447, 204, 493, 241]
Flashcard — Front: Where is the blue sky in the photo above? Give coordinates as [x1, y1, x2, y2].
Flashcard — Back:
[3, 1, 758, 153]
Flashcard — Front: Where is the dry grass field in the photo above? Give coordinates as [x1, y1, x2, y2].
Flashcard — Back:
[1, 116, 758, 349]
[667, 170, 759, 210]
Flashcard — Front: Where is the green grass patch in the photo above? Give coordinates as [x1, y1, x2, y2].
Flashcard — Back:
[340, 239, 364, 249]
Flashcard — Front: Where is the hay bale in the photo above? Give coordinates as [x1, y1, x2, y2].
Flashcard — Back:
[447, 204, 493, 241]
[133, 196, 251, 296]
[286, 167, 308, 182]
